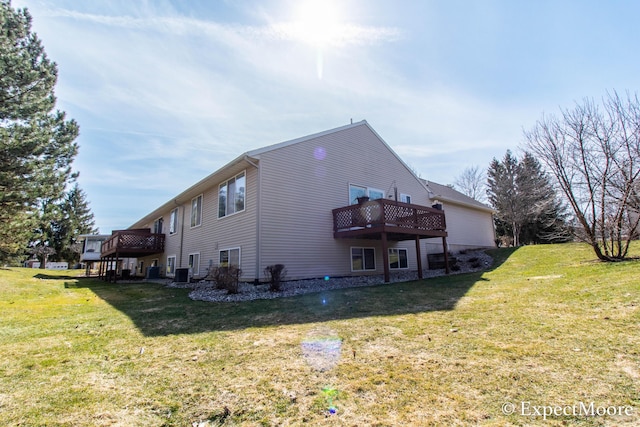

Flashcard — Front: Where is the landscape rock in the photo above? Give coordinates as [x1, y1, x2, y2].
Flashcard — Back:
[169, 250, 493, 303]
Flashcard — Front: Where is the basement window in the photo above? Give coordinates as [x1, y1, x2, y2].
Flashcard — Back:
[389, 248, 408, 269]
[351, 247, 376, 271]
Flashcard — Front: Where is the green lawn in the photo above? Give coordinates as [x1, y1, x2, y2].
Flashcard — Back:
[0, 243, 638, 426]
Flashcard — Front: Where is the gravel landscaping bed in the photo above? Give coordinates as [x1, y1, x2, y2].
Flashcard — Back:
[168, 249, 493, 303]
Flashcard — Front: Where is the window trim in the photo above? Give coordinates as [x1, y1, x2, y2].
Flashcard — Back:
[389, 248, 409, 270]
[153, 217, 163, 234]
[218, 170, 247, 219]
[400, 193, 412, 204]
[350, 246, 376, 272]
[188, 252, 200, 276]
[169, 207, 179, 235]
[190, 194, 203, 228]
[349, 183, 387, 205]
[166, 255, 177, 277]
[368, 188, 385, 200]
[219, 247, 241, 268]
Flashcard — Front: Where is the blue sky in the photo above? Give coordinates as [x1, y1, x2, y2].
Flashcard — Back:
[13, 0, 640, 233]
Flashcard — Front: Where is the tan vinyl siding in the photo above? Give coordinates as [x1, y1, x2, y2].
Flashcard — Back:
[134, 165, 258, 280]
[257, 124, 431, 279]
[423, 203, 495, 254]
[439, 203, 495, 249]
[127, 121, 495, 281]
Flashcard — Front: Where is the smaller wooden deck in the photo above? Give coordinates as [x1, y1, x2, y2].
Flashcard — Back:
[100, 229, 165, 258]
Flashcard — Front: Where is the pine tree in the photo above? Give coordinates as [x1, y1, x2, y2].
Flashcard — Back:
[0, 1, 79, 263]
[517, 152, 570, 244]
[487, 151, 570, 246]
[55, 184, 97, 264]
[487, 151, 522, 245]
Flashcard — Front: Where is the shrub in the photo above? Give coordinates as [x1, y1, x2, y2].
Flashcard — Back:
[468, 257, 479, 263]
[211, 265, 242, 294]
[264, 264, 287, 292]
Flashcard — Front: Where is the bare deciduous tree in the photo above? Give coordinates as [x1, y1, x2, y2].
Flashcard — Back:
[524, 91, 640, 261]
[454, 165, 486, 202]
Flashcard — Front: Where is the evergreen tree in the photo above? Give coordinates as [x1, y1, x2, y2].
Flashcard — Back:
[0, 1, 79, 263]
[517, 152, 571, 244]
[487, 151, 570, 246]
[487, 151, 522, 245]
[54, 184, 97, 264]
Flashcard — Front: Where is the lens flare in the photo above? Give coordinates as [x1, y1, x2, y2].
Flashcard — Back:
[301, 327, 342, 372]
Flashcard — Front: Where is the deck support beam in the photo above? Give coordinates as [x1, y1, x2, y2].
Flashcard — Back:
[381, 232, 390, 283]
[415, 235, 423, 279]
[442, 236, 450, 274]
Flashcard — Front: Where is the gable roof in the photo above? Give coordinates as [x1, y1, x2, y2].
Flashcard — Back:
[422, 179, 494, 213]
[130, 121, 374, 228]
[129, 120, 492, 228]
[246, 120, 367, 157]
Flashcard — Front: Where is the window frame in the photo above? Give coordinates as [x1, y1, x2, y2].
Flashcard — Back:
[400, 194, 412, 204]
[351, 247, 376, 272]
[368, 188, 385, 200]
[84, 239, 102, 253]
[188, 252, 200, 276]
[219, 247, 241, 268]
[169, 207, 179, 235]
[153, 217, 163, 234]
[191, 194, 203, 228]
[389, 248, 409, 270]
[218, 171, 246, 218]
[349, 183, 387, 205]
[166, 255, 176, 277]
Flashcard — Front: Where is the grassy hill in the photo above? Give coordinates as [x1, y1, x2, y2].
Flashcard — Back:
[0, 243, 638, 426]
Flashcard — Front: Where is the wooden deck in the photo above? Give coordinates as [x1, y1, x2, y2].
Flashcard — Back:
[332, 199, 447, 240]
[100, 229, 165, 258]
[332, 199, 449, 282]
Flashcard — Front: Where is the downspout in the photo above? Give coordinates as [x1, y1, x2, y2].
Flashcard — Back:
[244, 155, 261, 283]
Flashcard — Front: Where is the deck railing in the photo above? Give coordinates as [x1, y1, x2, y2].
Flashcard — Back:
[332, 199, 446, 236]
[100, 229, 165, 257]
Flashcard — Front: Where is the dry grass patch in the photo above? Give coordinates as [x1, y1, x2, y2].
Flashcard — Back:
[1, 243, 639, 426]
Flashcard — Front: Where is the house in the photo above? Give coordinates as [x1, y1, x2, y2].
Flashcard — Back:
[100, 121, 495, 283]
[78, 234, 136, 276]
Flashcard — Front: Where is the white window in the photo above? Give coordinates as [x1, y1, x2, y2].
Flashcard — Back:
[389, 248, 409, 269]
[84, 239, 102, 253]
[188, 253, 200, 276]
[351, 247, 376, 271]
[169, 208, 178, 235]
[153, 217, 163, 234]
[166, 255, 176, 277]
[400, 194, 412, 204]
[349, 184, 386, 204]
[191, 195, 202, 228]
[368, 188, 384, 200]
[219, 248, 241, 267]
[219, 171, 246, 218]
[349, 184, 367, 204]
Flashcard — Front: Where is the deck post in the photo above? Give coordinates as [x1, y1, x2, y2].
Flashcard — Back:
[415, 235, 423, 279]
[382, 231, 390, 283]
[113, 250, 119, 283]
[442, 236, 450, 274]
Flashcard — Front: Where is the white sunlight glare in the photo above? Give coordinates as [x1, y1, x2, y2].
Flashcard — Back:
[290, 0, 345, 48]
[289, 0, 346, 79]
